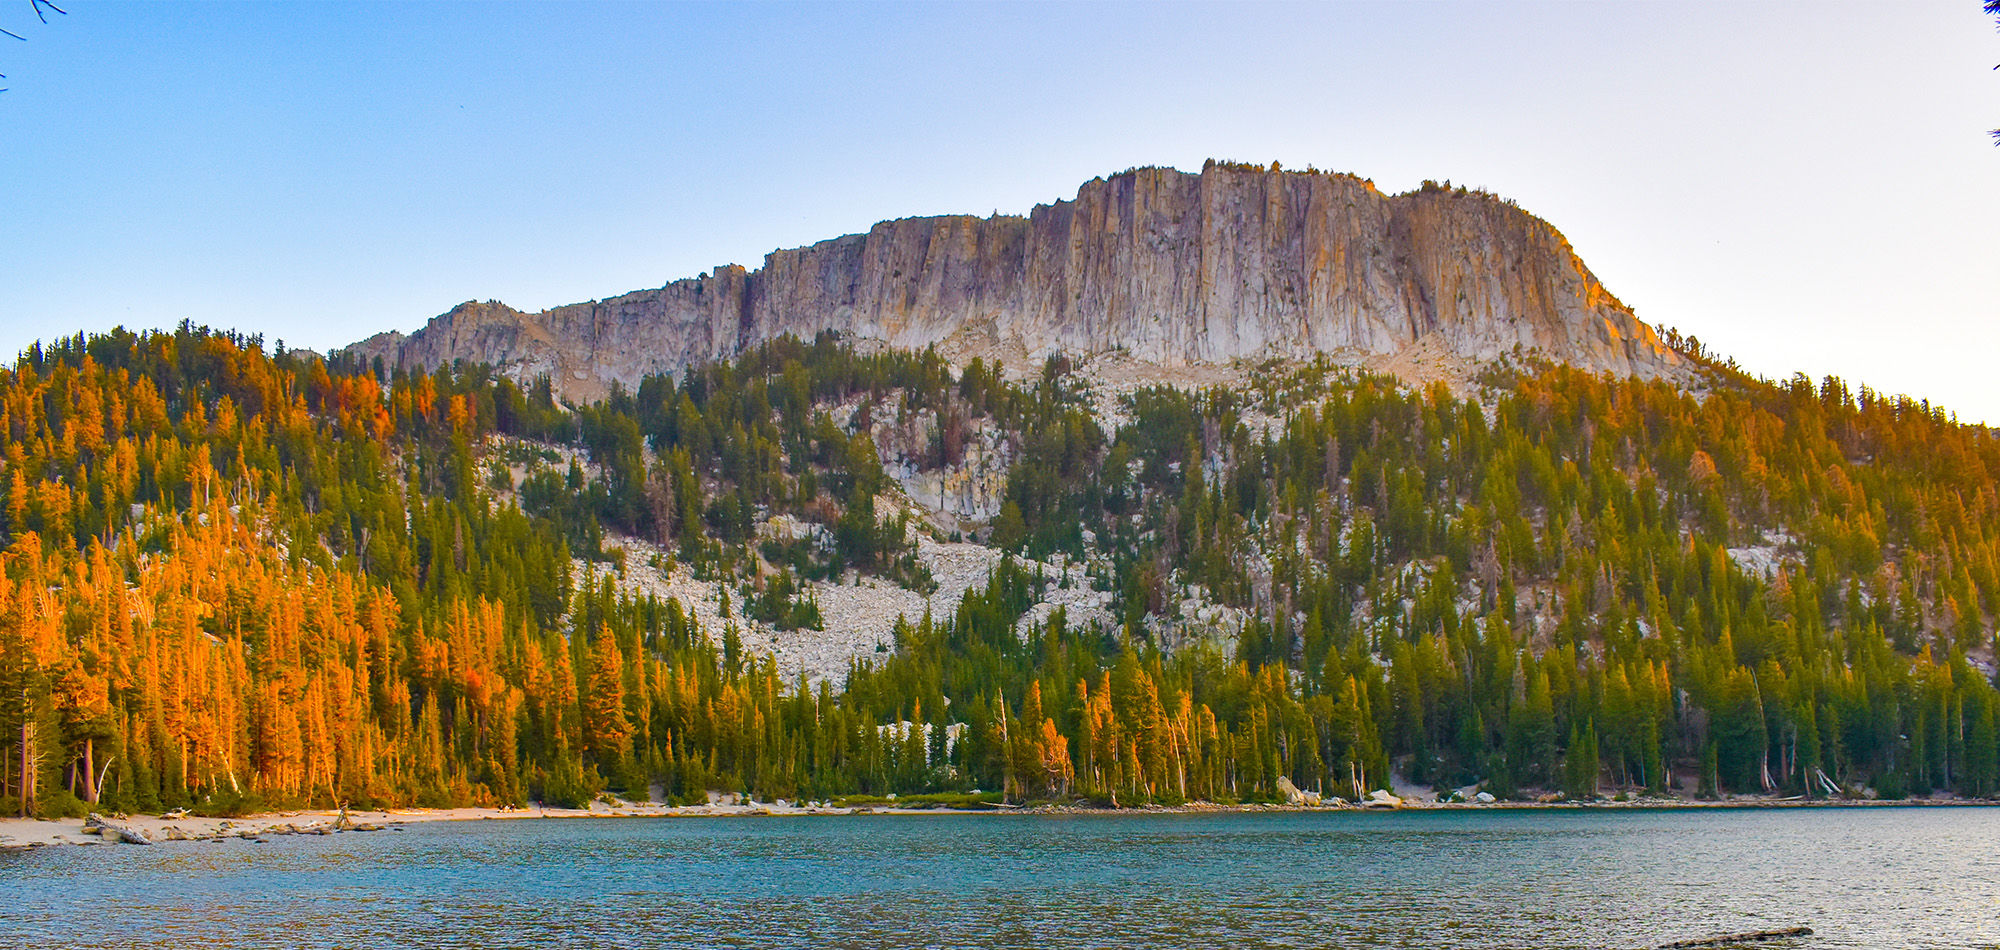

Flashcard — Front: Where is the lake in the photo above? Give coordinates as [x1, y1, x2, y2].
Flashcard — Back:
[3, 808, 1996, 948]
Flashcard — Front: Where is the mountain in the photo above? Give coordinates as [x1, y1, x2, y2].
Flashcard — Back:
[347, 163, 1684, 398]
[8, 169, 1999, 824]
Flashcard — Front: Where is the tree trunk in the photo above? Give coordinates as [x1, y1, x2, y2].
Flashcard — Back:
[97, 756, 115, 805]
[19, 717, 32, 817]
[82, 737, 96, 804]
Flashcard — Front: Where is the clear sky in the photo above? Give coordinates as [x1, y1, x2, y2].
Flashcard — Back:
[3, 2, 1996, 420]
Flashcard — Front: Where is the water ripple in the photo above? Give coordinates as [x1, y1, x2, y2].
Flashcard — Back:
[4, 809, 1997, 949]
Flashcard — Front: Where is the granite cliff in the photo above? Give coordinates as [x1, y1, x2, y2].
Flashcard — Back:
[347, 163, 1684, 397]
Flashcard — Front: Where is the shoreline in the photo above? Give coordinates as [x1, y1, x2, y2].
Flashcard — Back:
[5, 793, 1995, 852]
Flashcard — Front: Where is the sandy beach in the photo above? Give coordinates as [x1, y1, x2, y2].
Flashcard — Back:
[0, 798, 939, 851]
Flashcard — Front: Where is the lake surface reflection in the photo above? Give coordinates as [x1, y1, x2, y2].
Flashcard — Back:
[4, 807, 1997, 948]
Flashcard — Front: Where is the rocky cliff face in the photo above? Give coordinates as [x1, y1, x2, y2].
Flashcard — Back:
[347, 164, 1683, 397]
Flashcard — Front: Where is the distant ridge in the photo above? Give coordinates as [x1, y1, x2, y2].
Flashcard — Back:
[346, 162, 1684, 397]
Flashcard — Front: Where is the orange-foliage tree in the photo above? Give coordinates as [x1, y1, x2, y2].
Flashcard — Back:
[3, 324, 1999, 818]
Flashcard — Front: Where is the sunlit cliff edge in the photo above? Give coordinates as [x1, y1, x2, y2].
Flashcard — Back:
[345, 162, 1684, 398]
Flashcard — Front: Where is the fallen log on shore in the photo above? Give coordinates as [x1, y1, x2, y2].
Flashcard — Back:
[83, 814, 153, 846]
[1656, 926, 1813, 949]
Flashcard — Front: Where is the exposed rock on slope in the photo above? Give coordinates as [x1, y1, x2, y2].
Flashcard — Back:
[348, 163, 1683, 399]
[579, 532, 1106, 684]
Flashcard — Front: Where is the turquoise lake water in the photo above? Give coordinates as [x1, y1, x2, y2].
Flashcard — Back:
[3, 808, 1997, 948]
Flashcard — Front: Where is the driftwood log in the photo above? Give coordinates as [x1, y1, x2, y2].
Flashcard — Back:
[1656, 926, 1813, 949]
[83, 813, 153, 846]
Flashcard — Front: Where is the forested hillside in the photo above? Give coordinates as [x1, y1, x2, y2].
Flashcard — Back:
[3, 324, 1997, 818]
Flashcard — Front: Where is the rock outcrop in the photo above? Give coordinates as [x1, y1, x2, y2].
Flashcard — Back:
[347, 163, 1683, 398]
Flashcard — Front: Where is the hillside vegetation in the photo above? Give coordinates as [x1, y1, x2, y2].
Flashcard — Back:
[2, 325, 1997, 816]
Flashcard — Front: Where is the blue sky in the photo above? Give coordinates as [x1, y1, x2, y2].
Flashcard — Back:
[3, 1, 1996, 419]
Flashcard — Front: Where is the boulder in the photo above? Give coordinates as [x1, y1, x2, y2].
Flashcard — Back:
[1275, 776, 1323, 807]
[1364, 790, 1403, 808]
